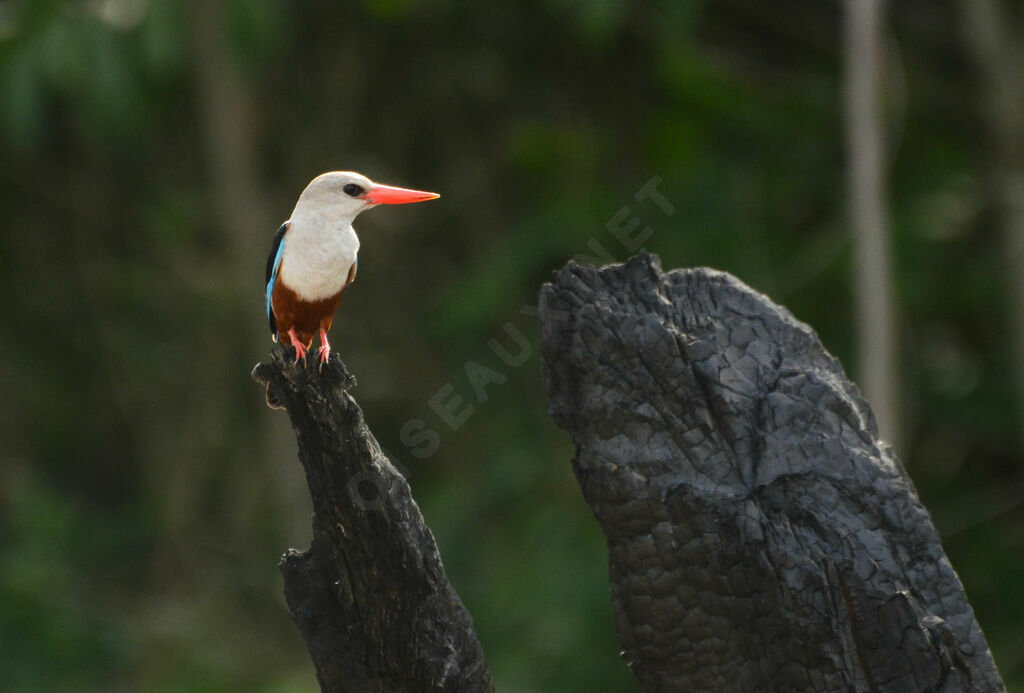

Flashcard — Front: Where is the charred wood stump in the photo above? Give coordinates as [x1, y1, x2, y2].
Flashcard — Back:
[538, 253, 1006, 692]
[252, 350, 492, 693]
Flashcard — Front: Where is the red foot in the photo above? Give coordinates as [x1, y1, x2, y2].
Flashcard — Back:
[287, 328, 308, 362]
[318, 328, 331, 368]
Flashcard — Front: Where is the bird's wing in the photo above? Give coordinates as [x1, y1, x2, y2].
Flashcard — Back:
[266, 222, 288, 335]
[345, 255, 358, 288]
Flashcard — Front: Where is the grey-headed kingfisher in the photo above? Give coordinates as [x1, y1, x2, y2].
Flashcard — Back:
[265, 171, 439, 364]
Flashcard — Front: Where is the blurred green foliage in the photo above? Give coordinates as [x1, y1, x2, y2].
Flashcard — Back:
[1, 0, 1022, 690]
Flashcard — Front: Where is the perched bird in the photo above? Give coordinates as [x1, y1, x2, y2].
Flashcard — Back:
[266, 171, 439, 364]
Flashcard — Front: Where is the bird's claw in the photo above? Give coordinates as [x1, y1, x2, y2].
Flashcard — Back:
[317, 328, 331, 370]
[287, 328, 308, 363]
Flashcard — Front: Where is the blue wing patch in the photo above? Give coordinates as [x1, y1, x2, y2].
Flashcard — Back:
[265, 222, 288, 337]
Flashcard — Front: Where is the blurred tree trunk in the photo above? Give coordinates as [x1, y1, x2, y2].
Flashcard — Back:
[962, 0, 1024, 459]
[844, 0, 901, 451]
[148, 0, 301, 554]
[189, 0, 269, 267]
[188, 0, 316, 545]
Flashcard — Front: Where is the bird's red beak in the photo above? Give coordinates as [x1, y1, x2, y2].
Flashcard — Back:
[366, 184, 440, 205]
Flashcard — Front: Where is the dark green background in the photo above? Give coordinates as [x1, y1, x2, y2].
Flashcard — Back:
[2, 1, 1022, 690]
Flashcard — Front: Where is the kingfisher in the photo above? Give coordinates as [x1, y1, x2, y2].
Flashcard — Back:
[266, 171, 439, 365]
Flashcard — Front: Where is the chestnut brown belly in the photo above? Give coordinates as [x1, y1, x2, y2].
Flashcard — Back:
[271, 280, 344, 347]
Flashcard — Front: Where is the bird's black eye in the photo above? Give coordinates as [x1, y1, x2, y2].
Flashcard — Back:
[343, 183, 364, 197]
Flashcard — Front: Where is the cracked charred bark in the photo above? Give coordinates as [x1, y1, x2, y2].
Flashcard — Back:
[251, 350, 493, 693]
[538, 253, 1005, 693]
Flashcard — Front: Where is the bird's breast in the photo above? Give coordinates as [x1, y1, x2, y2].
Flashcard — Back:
[278, 223, 359, 301]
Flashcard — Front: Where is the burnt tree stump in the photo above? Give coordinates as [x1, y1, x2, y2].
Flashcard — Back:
[538, 253, 1006, 692]
[252, 350, 492, 693]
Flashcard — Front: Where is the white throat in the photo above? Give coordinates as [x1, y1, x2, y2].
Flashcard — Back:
[278, 203, 360, 301]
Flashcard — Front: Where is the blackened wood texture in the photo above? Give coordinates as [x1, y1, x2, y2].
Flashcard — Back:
[538, 253, 1005, 693]
[252, 351, 492, 693]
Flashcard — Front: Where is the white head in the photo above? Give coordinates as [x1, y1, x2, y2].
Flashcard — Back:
[291, 171, 439, 227]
